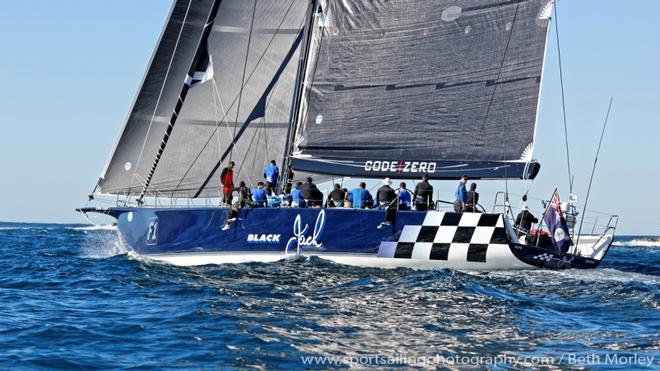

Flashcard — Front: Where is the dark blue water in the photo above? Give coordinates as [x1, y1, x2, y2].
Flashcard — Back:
[0, 223, 657, 369]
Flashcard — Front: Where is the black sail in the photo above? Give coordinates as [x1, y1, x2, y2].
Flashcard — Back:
[290, 0, 552, 180]
[96, 0, 216, 196]
[96, 0, 309, 198]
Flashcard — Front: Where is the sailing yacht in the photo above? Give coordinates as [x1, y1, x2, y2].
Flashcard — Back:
[80, 0, 617, 270]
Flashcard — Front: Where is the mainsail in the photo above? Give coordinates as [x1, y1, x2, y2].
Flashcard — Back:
[290, 0, 551, 180]
[95, 0, 309, 198]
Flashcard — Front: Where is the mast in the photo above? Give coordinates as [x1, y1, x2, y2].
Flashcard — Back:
[136, 0, 223, 205]
[281, 0, 319, 191]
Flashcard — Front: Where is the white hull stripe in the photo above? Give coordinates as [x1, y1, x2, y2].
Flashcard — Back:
[141, 251, 537, 271]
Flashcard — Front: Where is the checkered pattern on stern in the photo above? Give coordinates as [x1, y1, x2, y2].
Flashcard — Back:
[378, 212, 512, 263]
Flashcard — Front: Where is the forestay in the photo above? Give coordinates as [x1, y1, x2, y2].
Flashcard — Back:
[291, 0, 552, 180]
[95, 0, 309, 198]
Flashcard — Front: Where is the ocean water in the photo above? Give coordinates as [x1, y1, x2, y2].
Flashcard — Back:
[0, 223, 657, 369]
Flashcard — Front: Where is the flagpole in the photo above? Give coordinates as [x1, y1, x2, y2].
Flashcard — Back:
[536, 188, 557, 247]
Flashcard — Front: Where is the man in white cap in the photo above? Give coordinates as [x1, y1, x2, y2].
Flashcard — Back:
[375, 178, 396, 209]
[376, 178, 397, 229]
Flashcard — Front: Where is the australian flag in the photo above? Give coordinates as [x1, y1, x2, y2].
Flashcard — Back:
[543, 193, 573, 253]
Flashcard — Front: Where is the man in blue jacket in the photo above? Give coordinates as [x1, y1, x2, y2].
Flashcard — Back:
[252, 182, 267, 207]
[453, 175, 468, 212]
[263, 160, 279, 196]
[348, 182, 374, 209]
[291, 182, 305, 208]
[397, 182, 413, 211]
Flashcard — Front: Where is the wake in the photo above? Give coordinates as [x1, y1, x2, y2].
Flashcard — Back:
[612, 238, 660, 248]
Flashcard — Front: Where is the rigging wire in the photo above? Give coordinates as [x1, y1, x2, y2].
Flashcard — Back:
[129, 0, 193, 202]
[134, 0, 224, 205]
[237, 85, 277, 187]
[466, 4, 520, 160]
[258, 115, 274, 182]
[212, 78, 224, 159]
[553, 1, 574, 193]
[212, 78, 225, 200]
[575, 97, 613, 247]
[236, 119, 266, 185]
[172, 0, 299, 194]
[231, 0, 258, 163]
[485, 3, 521, 214]
[223, 82, 279, 187]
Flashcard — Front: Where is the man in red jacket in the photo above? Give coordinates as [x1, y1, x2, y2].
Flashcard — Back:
[220, 161, 235, 206]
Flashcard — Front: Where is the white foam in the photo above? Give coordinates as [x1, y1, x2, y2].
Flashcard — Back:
[612, 239, 660, 248]
[557, 267, 660, 285]
[80, 230, 131, 259]
[67, 224, 118, 231]
[487, 267, 659, 285]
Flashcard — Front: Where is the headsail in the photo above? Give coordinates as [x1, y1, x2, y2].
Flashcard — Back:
[290, 0, 551, 180]
[96, 0, 310, 198]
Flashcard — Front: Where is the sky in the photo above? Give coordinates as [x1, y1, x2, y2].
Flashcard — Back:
[0, 0, 658, 235]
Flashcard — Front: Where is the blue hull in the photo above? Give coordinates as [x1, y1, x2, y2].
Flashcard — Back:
[80, 207, 608, 270]
[110, 207, 423, 255]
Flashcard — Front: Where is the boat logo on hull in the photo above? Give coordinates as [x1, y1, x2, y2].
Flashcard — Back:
[247, 234, 281, 244]
[364, 160, 437, 174]
[286, 210, 325, 256]
[146, 218, 158, 245]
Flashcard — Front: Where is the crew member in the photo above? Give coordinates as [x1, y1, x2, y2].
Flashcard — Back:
[397, 182, 413, 211]
[342, 188, 351, 208]
[263, 160, 279, 196]
[291, 182, 305, 208]
[327, 183, 345, 208]
[453, 175, 468, 212]
[221, 181, 251, 231]
[515, 205, 539, 234]
[376, 178, 398, 229]
[220, 161, 235, 205]
[375, 178, 396, 208]
[413, 175, 433, 211]
[252, 182, 267, 207]
[301, 177, 323, 207]
[464, 182, 479, 212]
[235, 181, 251, 208]
[348, 182, 373, 209]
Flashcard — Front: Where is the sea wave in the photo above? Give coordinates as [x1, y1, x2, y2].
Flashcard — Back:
[490, 266, 659, 285]
[0, 226, 33, 231]
[0, 225, 657, 368]
[613, 239, 660, 248]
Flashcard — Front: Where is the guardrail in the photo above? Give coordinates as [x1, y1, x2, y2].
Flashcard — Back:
[492, 191, 618, 240]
